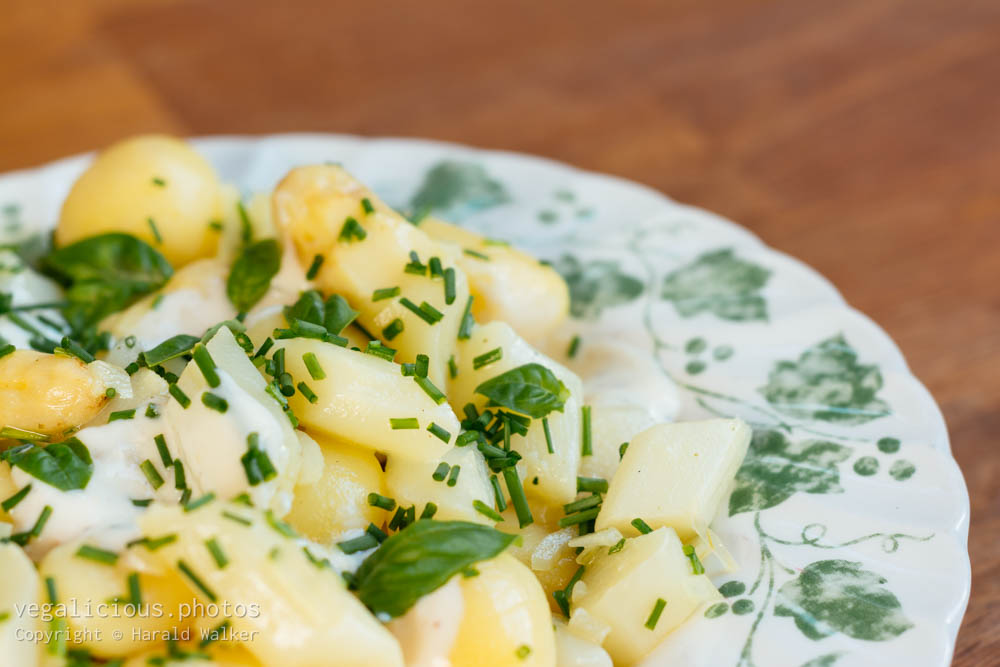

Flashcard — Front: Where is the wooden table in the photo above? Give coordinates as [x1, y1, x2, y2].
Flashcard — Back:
[2, 1, 996, 663]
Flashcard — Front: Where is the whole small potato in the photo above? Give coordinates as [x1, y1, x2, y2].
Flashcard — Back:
[57, 135, 222, 267]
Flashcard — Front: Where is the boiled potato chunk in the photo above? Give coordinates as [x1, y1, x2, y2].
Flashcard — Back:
[420, 217, 569, 344]
[554, 620, 612, 667]
[273, 165, 470, 387]
[578, 405, 657, 483]
[596, 419, 751, 541]
[164, 326, 301, 512]
[38, 540, 192, 658]
[0, 350, 109, 437]
[450, 322, 583, 506]
[571, 527, 721, 665]
[286, 435, 386, 542]
[135, 503, 404, 667]
[384, 445, 493, 524]
[57, 135, 222, 267]
[273, 338, 456, 462]
[0, 542, 40, 666]
[449, 554, 556, 667]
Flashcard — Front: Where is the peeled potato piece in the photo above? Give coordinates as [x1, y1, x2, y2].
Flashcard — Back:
[57, 135, 222, 267]
[134, 502, 404, 667]
[421, 217, 569, 345]
[273, 165, 470, 387]
[0, 350, 110, 437]
[383, 444, 494, 524]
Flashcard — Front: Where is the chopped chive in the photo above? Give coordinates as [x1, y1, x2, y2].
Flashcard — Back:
[420, 502, 438, 519]
[305, 254, 325, 280]
[129, 533, 177, 551]
[367, 493, 396, 511]
[432, 462, 451, 482]
[404, 251, 426, 275]
[254, 337, 275, 360]
[609, 538, 626, 554]
[373, 286, 400, 301]
[390, 417, 420, 430]
[563, 494, 602, 514]
[428, 256, 443, 278]
[463, 248, 490, 260]
[75, 544, 119, 566]
[338, 216, 367, 242]
[177, 560, 217, 602]
[147, 217, 163, 244]
[201, 392, 228, 413]
[489, 475, 507, 512]
[208, 220, 224, 232]
[205, 538, 228, 569]
[388, 506, 408, 531]
[0, 426, 48, 442]
[241, 434, 277, 486]
[338, 533, 378, 554]
[473, 347, 503, 370]
[221, 510, 252, 526]
[683, 544, 706, 574]
[168, 383, 191, 409]
[472, 500, 504, 522]
[542, 417, 555, 454]
[59, 336, 95, 363]
[0, 344, 14, 359]
[427, 422, 451, 443]
[1, 485, 31, 512]
[302, 352, 326, 380]
[180, 489, 191, 505]
[192, 345, 221, 388]
[106, 388, 116, 399]
[581, 405, 592, 456]
[504, 467, 534, 528]
[297, 381, 318, 403]
[558, 507, 601, 527]
[399, 297, 441, 325]
[446, 465, 461, 487]
[577, 476, 608, 494]
[108, 409, 136, 423]
[366, 522, 388, 543]
[448, 355, 458, 379]
[631, 518, 653, 535]
[152, 176, 166, 187]
[443, 267, 456, 305]
[457, 296, 475, 340]
[365, 341, 397, 362]
[183, 493, 216, 513]
[139, 460, 164, 490]
[131, 498, 152, 507]
[382, 318, 405, 341]
[410, 354, 428, 379]
[414, 375, 447, 404]
[456, 431, 479, 447]
[127, 572, 142, 607]
[357, 197, 374, 216]
[516, 645, 532, 660]
[145, 403, 159, 419]
[199, 620, 231, 648]
[645, 598, 667, 630]
[567, 335, 581, 358]
[31, 505, 52, 537]
[173, 459, 187, 490]
[265, 509, 297, 538]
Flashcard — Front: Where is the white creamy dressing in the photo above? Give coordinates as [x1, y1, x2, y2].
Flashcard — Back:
[8, 409, 180, 557]
[388, 577, 465, 667]
[164, 368, 293, 513]
[0, 250, 66, 348]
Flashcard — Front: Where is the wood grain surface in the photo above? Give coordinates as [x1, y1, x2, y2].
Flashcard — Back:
[1, 1, 997, 663]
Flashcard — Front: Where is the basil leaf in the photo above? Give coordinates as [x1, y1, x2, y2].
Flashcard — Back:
[474, 363, 570, 419]
[324, 295, 358, 335]
[42, 233, 173, 329]
[354, 520, 517, 618]
[141, 334, 200, 367]
[283, 290, 326, 327]
[2, 438, 93, 491]
[226, 239, 281, 312]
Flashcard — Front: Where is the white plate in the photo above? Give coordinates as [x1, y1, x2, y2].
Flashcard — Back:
[0, 134, 971, 667]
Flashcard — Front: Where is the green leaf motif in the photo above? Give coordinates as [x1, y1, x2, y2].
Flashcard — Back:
[801, 654, 844, 667]
[354, 520, 517, 618]
[729, 430, 852, 516]
[42, 233, 173, 330]
[2, 438, 93, 491]
[661, 248, 771, 321]
[552, 255, 644, 320]
[475, 363, 570, 419]
[408, 161, 510, 220]
[775, 560, 913, 641]
[760, 334, 891, 424]
[226, 239, 281, 312]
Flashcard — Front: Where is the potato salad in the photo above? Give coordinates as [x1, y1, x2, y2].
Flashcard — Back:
[0, 136, 752, 667]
